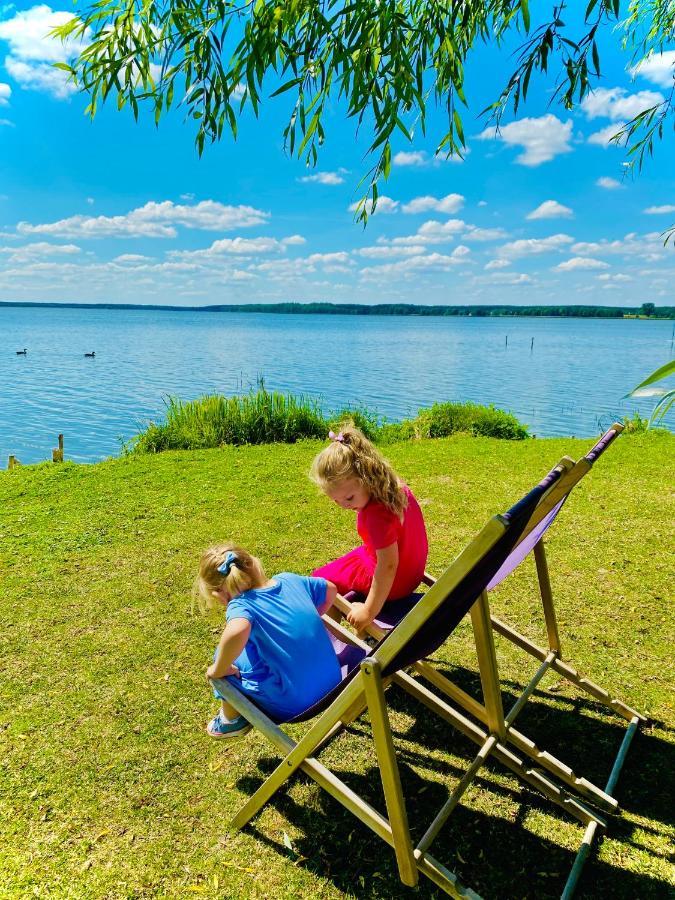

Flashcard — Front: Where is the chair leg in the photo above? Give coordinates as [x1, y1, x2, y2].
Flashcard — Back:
[362, 658, 418, 887]
[560, 716, 640, 899]
[533, 541, 561, 655]
[470, 591, 506, 740]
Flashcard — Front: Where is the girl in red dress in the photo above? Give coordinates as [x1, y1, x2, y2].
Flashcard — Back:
[310, 425, 428, 631]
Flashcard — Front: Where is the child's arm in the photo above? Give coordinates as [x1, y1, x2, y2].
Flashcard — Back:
[206, 617, 251, 680]
[317, 580, 338, 616]
[347, 543, 398, 630]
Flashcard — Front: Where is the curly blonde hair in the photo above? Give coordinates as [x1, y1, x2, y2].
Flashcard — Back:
[193, 543, 267, 613]
[310, 424, 407, 518]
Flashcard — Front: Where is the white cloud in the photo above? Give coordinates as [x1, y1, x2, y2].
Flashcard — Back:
[581, 87, 664, 121]
[596, 176, 622, 190]
[597, 273, 633, 282]
[401, 193, 464, 215]
[0, 83, 10, 106]
[0, 117, 13, 127]
[630, 51, 675, 88]
[393, 151, 428, 167]
[86, 196, 95, 205]
[644, 204, 675, 214]
[113, 254, 151, 264]
[298, 170, 347, 185]
[526, 200, 573, 220]
[587, 124, 627, 147]
[379, 218, 505, 249]
[478, 115, 573, 166]
[180, 192, 195, 201]
[170, 236, 286, 260]
[475, 272, 533, 286]
[0, 5, 86, 99]
[348, 196, 398, 215]
[17, 200, 270, 239]
[484, 259, 511, 270]
[0, 240, 80, 261]
[393, 149, 468, 167]
[554, 257, 611, 271]
[497, 233, 573, 258]
[398, 219, 465, 245]
[281, 234, 306, 245]
[571, 232, 665, 260]
[359, 247, 471, 280]
[462, 225, 508, 241]
[4, 57, 75, 99]
[356, 245, 426, 259]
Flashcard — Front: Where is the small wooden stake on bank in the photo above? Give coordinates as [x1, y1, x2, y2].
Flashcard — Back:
[52, 434, 64, 463]
[8, 455, 20, 469]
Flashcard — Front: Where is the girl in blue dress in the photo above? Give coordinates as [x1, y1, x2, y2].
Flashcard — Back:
[195, 544, 341, 739]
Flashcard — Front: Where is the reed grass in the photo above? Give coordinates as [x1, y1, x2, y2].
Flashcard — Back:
[129, 389, 530, 452]
[128, 390, 327, 452]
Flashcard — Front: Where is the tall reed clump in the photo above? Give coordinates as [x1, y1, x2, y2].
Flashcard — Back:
[128, 389, 327, 452]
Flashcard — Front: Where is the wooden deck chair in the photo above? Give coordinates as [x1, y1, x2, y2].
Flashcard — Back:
[212, 464, 612, 898]
[332, 423, 645, 896]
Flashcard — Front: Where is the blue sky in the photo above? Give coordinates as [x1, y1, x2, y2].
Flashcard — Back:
[0, 3, 674, 307]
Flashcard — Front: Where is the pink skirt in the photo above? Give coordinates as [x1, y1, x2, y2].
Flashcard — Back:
[312, 546, 375, 597]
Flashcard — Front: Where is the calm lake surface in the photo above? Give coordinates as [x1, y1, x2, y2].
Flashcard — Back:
[1, 305, 672, 466]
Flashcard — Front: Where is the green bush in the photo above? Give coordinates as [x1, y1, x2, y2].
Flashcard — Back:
[129, 391, 529, 453]
[414, 402, 529, 440]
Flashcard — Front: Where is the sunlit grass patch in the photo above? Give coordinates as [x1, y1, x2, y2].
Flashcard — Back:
[0, 432, 672, 898]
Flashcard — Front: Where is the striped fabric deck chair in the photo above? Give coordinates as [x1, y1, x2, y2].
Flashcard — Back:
[212, 463, 611, 898]
[333, 423, 646, 896]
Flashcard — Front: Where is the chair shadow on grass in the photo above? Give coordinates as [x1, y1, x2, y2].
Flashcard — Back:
[235, 667, 674, 900]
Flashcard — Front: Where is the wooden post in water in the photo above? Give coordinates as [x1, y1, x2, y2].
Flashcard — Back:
[531, 337, 534, 352]
[52, 434, 64, 463]
[505, 335, 508, 348]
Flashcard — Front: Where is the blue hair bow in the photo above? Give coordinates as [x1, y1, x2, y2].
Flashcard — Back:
[217, 551, 238, 577]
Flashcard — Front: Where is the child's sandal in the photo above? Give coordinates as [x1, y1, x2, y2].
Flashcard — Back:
[206, 711, 251, 740]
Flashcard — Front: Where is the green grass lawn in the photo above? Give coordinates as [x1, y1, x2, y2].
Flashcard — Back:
[1, 433, 673, 899]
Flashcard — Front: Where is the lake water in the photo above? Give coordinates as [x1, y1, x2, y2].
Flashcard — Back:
[1, 305, 672, 466]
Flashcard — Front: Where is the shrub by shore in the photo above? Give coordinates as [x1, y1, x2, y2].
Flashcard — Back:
[128, 388, 530, 453]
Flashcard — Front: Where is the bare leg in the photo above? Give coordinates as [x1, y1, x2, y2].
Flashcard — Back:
[221, 699, 240, 720]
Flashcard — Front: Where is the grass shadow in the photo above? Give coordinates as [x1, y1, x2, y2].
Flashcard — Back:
[232, 668, 673, 898]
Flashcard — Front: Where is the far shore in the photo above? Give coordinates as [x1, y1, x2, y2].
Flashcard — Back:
[1, 300, 674, 319]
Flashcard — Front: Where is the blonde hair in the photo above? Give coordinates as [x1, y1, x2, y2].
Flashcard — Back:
[193, 543, 267, 613]
[310, 424, 407, 518]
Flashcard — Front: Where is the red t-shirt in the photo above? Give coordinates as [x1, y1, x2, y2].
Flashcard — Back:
[356, 485, 428, 600]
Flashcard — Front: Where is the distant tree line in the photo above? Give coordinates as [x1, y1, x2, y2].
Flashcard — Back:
[1, 301, 673, 318]
[200, 302, 675, 319]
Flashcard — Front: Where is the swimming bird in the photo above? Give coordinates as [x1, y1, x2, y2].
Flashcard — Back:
[16, 348, 27, 355]
[84, 351, 96, 358]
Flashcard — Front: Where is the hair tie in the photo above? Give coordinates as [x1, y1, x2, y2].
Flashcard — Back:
[217, 551, 238, 577]
[328, 430, 345, 443]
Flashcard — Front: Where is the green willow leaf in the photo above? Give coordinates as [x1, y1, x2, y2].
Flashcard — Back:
[625, 359, 675, 397]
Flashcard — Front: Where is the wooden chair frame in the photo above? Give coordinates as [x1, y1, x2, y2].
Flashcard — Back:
[331, 423, 646, 896]
[213, 475, 617, 899]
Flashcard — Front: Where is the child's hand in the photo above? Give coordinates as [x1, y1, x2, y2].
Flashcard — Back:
[206, 663, 240, 683]
[346, 602, 373, 631]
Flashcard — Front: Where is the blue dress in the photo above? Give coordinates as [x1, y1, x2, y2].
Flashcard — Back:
[216, 573, 341, 721]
